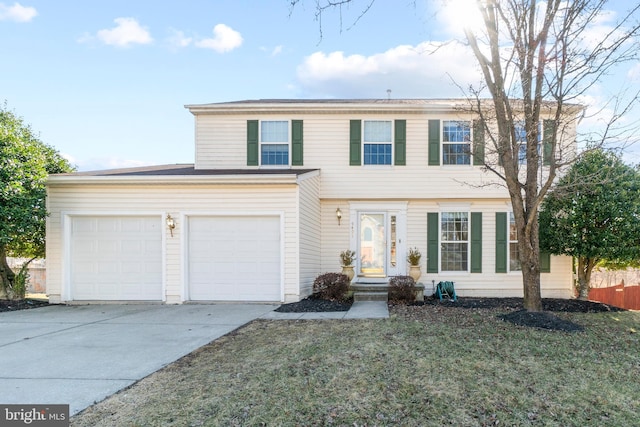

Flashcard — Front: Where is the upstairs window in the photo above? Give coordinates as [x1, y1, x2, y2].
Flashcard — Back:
[261, 120, 289, 166]
[516, 121, 542, 165]
[363, 120, 392, 165]
[442, 121, 471, 165]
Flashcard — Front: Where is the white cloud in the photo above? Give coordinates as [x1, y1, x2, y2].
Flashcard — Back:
[260, 45, 283, 56]
[296, 41, 481, 98]
[628, 63, 640, 81]
[195, 24, 242, 53]
[0, 2, 37, 22]
[167, 28, 192, 49]
[94, 17, 153, 47]
[271, 45, 283, 56]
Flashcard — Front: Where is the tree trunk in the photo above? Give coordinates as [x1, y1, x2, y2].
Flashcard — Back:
[576, 257, 595, 300]
[0, 245, 16, 299]
[520, 242, 543, 312]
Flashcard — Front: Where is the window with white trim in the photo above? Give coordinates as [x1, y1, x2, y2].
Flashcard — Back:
[440, 212, 469, 271]
[442, 120, 471, 165]
[509, 212, 521, 271]
[516, 121, 542, 165]
[363, 120, 392, 165]
[261, 120, 289, 165]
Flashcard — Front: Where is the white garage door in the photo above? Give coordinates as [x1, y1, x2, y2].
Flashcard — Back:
[188, 216, 281, 301]
[70, 216, 162, 300]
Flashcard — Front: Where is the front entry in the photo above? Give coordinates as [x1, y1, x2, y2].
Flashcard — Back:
[350, 203, 407, 280]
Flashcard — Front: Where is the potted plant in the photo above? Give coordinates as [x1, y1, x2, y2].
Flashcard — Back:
[339, 250, 356, 281]
[407, 247, 422, 282]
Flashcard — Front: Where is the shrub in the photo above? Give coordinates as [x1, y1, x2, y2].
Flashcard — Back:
[313, 272, 350, 301]
[388, 275, 417, 303]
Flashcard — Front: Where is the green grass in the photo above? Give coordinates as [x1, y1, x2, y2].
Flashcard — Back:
[71, 307, 639, 427]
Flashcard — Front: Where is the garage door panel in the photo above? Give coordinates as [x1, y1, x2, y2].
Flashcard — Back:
[188, 216, 281, 301]
[70, 216, 162, 301]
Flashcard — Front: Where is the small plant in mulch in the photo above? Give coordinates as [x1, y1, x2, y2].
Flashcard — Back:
[388, 275, 417, 303]
[312, 272, 350, 302]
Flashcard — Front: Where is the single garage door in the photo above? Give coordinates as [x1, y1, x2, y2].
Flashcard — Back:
[188, 216, 281, 301]
[70, 216, 163, 300]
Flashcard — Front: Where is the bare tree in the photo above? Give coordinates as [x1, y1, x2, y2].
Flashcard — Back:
[290, 0, 640, 311]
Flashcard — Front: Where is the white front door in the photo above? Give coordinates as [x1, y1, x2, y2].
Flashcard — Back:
[351, 204, 406, 279]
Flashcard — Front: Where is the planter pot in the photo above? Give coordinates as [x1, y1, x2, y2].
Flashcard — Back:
[409, 265, 421, 282]
[341, 265, 355, 281]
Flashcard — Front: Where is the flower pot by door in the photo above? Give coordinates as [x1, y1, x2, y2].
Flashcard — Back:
[409, 265, 421, 282]
[342, 266, 355, 281]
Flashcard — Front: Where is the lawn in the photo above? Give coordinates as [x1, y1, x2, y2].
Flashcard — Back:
[71, 304, 639, 426]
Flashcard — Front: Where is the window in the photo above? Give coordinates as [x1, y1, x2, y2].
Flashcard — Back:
[261, 121, 289, 165]
[440, 212, 469, 271]
[509, 212, 521, 271]
[515, 121, 542, 165]
[442, 121, 471, 165]
[363, 120, 392, 165]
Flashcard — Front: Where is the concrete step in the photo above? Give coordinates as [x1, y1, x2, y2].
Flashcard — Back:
[350, 283, 389, 293]
[353, 291, 388, 302]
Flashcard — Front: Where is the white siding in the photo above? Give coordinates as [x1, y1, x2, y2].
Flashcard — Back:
[46, 183, 300, 303]
[320, 199, 573, 298]
[194, 113, 510, 200]
[297, 174, 321, 299]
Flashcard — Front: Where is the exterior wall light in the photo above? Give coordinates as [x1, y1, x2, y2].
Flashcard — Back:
[336, 208, 342, 226]
[166, 214, 176, 237]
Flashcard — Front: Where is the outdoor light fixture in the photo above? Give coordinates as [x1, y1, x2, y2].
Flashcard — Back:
[336, 208, 342, 226]
[166, 214, 176, 237]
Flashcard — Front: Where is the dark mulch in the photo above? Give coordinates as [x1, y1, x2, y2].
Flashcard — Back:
[279, 295, 624, 332]
[497, 310, 585, 332]
[409, 296, 625, 313]
[404, 297, 626, 332]
[0, 298, 49, 313]
[275, 294, 353, 312]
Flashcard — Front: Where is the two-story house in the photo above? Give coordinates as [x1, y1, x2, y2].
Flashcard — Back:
[45, 99, 576, 304]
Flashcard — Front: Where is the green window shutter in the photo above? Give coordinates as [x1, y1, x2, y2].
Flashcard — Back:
[540, 251, 551, 273]
[292, 120, 303, 166]
[428, 120, 440, 166]
[247, 120, 259, 166]
[349, 120, 361, 166]
[543, 119, 555, 166]
[470, 212, 482, 273]
[495, 212, 507, 273]
[473, 119, 485, 166]
[394, 119, 406, 166]
[427, 212, 439, 273]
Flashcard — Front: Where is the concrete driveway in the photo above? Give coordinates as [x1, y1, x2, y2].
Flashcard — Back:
[0, 303, 277, 415]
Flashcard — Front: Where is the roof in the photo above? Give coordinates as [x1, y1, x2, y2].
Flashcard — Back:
[185, 98, 584, 116]
[48, 164, 320, 185]
[57, 164, 317, 177]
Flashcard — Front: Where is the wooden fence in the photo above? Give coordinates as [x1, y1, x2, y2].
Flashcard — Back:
[588, 284, 640, 310]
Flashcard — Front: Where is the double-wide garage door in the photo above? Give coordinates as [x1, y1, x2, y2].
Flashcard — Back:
[69, 215, 282, 302]
[70, 216, 163, 300]
[188, 216, 281, 301]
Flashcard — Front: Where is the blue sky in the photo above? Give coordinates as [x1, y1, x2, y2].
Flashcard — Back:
[1, 0, 638, 170]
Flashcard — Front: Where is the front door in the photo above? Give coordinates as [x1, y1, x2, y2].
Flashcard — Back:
[357, 211, 401, 278]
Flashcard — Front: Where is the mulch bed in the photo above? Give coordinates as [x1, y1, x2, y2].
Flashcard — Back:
[278, 295, 625, 332]
[275, 294, 353, 312]
[0, 298, 49, 312]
